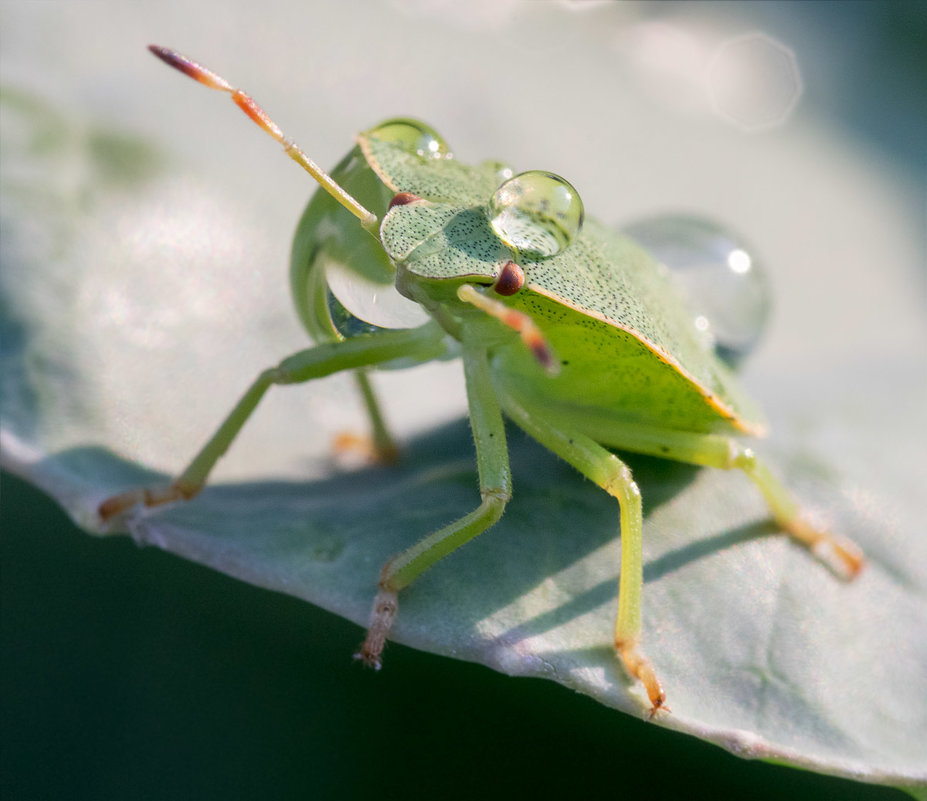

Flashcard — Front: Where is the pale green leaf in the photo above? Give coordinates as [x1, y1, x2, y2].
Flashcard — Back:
[2, 4, 925, 794]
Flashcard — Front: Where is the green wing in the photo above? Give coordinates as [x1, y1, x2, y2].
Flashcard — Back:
[509, 219, 766, 434]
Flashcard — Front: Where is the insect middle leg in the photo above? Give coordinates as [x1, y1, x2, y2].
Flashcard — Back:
[98, 324, 445, 520]
[330, 370, 400, 463]
[499, 393, 667, 715]
[356, 336, 512, 668]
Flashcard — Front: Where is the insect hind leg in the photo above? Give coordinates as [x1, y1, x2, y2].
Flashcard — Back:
[539, 408, 864, 578]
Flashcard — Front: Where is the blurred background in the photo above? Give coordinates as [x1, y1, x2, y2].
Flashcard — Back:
[2, 1, 924, 798]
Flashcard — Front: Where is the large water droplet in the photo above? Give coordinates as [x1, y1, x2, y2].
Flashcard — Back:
[326, 290, 384, 339]
[622, 215, 771, 367]
[325, 257, 431, 332]
[489, 170, 584, 258]
[368, 118, 451, 159]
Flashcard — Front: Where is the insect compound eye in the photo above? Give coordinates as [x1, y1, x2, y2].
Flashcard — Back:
[622, 215, 771, 368]
[492, 260, 525, 296]
[388, 192, 423, 209]
[489, 170, 584, 258]
[368, 118, 452, 160]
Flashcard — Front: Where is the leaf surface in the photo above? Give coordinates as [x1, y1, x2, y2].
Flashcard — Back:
[2, 27, 925, 793]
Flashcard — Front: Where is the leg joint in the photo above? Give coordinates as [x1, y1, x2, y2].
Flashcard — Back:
[263, 366, 291, 385]
[479, 487, 510, 532]
[480, 486, 511, 507]
[731, 445, 757, 473]
[602, 458, 639, 503]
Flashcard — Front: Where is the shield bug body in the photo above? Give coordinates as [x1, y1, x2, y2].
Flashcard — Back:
[100, 46, 864, 715]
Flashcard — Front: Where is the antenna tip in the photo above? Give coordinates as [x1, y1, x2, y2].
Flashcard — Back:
[147, 45, 232, 92]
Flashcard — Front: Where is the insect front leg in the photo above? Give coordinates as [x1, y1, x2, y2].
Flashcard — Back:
[357, 336, 512, 668]
[98, 325, 445, 521]
[499, 393, 667, 716]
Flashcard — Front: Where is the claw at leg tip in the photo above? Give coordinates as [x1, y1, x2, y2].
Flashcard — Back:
[812, 539, 866, 579]
[97, 491, 137, 521]
[353, 649, 382, 671]
[648, 697, 670, 719]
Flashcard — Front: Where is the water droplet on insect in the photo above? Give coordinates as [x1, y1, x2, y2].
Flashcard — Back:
[622, 215, 771, 367]
[326, 290, 385, 339]
[325, 257, 431, 333]
[489, 171, 584, 258]
[369, 118, 451, 159]
[481, 159, 515, 184]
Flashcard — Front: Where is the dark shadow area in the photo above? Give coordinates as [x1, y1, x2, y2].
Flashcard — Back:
[489, 518, 776, 649]
[643, 519, 778, 583]
[38, 417, 719, 629]
[30, 415, 794, 663]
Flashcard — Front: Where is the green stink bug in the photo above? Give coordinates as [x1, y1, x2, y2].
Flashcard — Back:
[99, 46, 864, 715]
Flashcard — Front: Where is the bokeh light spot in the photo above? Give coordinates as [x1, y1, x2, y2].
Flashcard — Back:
[707, 32, 803, 131]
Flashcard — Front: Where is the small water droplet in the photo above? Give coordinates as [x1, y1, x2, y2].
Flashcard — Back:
[481, 159, 515, 184]
[368, 118, 451, 159]
[489, 170, 584, 258]
[622, 215, 771, 367]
